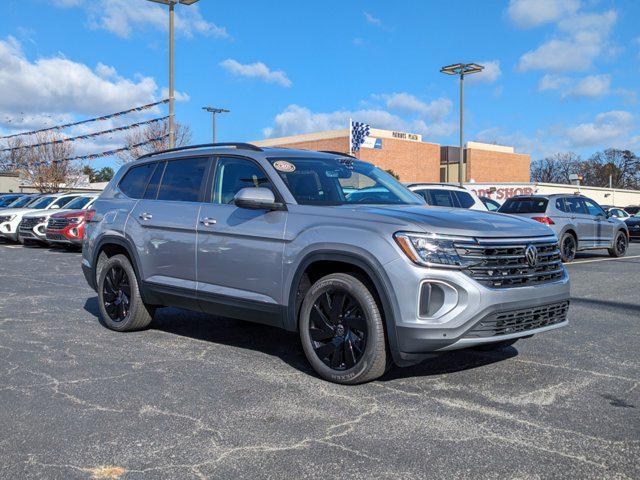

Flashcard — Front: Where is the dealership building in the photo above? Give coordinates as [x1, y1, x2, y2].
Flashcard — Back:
[253, 128, 531, 183]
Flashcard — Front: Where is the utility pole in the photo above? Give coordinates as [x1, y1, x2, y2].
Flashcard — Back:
[146, 1, 201, 148]
[440, 63, 484, 186]
[202, 107, 230, 143]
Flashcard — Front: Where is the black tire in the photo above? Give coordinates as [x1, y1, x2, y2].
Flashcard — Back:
[472, 338, 519, 351]
[559, 232, 577, 262]
[608, 231, 628, 258]
[97, 254, 154, 331]
[299, 273, 387, 384]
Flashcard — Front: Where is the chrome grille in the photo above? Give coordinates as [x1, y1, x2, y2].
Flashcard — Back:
[19, 217, 44, 230]
[47, 217, 70, 230]
[456, 238, 564, 288]
[465, 301, 569, 338]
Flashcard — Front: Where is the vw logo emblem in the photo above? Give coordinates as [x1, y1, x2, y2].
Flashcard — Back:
[525, 244, 538, 267]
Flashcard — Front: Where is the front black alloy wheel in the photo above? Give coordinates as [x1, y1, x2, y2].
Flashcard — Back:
[608, 231, 628, 258]
[309, 290, 367, 371]
[102, 265, 131, 322]
[299, 273, 388, 384]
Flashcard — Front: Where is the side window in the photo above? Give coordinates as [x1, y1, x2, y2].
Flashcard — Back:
[454, 191, 475, 209]
[52, 196, 79, 208]
[564, 197, 587, 214]
[427, 189, 456, 207]
[118, 163, 155, 199]
[583, 199, 605, 217]
[157, 157, 208, 202]
[212, 157, 272, 204]
[143, 161, 166, 200]
[555, 198, 566, 212]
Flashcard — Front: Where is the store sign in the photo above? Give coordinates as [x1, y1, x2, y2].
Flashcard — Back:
[391, 131, 420, 141]
[470, 185, 535, 200]
[362, 137, 382, 149]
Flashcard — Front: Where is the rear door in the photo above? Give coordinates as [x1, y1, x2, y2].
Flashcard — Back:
[196, 156, 287, 325]
[563, 197, 595, 248]
[583, 198, 615, 247]
[128, 157, 209, 293]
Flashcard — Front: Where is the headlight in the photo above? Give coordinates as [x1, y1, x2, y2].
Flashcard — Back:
[0, 215, 16, 223]
[67, 216, 85, 225]
[394, 232, 471, 268]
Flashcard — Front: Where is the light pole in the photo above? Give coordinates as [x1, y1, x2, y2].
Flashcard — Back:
[440, 63, 484, 186]
[202, 107, 230, 143]
[147, 0, 200, 149]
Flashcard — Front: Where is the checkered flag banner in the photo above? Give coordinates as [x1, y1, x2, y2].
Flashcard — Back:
[350, 120, 370, 153]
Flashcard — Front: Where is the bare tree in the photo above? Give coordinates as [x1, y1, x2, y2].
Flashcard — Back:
[1, 132, 80, 193]
[116, 120, 192, 164]
[583, 149, 640, 189]
[531, 152, 582, 183]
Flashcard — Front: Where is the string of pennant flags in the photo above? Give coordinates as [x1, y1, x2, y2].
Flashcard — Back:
[0, 99, 169, 140]
[10, 135, 169, 169]
[0, 116, 169, 153]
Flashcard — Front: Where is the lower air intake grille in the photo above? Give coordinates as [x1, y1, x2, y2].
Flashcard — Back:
[465, 301, 569, 338]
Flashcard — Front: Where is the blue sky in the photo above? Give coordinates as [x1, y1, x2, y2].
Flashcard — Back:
[0, 0, 638, 169]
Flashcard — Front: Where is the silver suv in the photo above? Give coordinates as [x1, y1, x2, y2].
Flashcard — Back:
[82, 144, 570, 384]
[499, 194, 629, 262]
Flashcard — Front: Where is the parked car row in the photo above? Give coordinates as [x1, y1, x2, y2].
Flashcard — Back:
[0, 192, 97, 249]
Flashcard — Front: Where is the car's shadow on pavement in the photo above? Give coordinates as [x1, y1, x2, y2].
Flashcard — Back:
[84, 297, 519, 382]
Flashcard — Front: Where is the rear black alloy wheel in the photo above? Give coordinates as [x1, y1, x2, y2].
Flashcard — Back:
[609, 231, 628, 258]
[309, 289, 367, 371]
[97, 254, 155, 332]
[560, 233, 577, 262]
[102, 265, 131, 322]
[299, 273, 387, 384]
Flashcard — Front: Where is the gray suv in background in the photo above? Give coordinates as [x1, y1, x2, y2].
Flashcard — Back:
[499, 194, 629, 262]
[82, 144, 570, 384]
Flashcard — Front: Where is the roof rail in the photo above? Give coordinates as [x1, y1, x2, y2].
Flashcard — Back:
[319, 150, 358, 159]
[405, 182, 466, 188]
[137, 142, 263, 160]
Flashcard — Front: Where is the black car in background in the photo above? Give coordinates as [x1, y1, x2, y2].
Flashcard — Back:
[625, 215, 640, 239]
[624, 205, 640, 216]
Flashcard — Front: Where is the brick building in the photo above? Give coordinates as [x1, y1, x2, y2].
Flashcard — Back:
[253, 128, 530, 183]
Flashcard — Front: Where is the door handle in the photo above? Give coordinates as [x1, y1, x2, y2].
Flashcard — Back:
[200, 217, 217, 226]
[139, 212, 153, 221]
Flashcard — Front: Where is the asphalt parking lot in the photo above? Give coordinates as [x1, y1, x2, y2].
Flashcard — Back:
[1, 240, 639, 479]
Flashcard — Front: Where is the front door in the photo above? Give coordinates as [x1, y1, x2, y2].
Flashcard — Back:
[196, 156, 287, 326]
[563, 197, 595, 248]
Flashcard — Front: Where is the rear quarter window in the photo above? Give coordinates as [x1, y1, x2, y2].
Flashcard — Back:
[118, 163, 156, 199]
[499, 197, 549, 213]
[453, 191, 475, 209]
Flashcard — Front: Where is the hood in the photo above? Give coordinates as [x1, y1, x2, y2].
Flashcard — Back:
[16, 208, 52, 218]
[0, 207, 42, 217]
[625, 216, 640, 225]
[345, 205, 555, 239]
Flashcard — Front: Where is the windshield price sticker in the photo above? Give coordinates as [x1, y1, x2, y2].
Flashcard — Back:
[273, 160, 296, 173]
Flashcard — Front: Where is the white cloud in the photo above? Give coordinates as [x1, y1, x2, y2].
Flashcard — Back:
[0, 36, 159, 130]
[364, 12, 382, 26]
[516, 9, 617, 72]
[352, 37, 365, 46]
[466, 60, 502, 84]
[539, 74, 611, 98]
[507, 0, 581, 29]
[377, 93, 452, 120]
[565, 111, 634, 147]
[262, 97, 456, 140]
[219, 59, 292, 87]
[53, 0, 228, 39]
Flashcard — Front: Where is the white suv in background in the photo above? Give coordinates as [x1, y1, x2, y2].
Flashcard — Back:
[19, 193, 98, 244]
[0, 193, 80, 242]
[406, 183, 488, 211]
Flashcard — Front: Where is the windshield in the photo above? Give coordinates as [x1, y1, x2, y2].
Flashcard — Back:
[63, 196, 94, 210]
[0, 195, 20, 207]
[7, 196, 34, 208]
[28, 196, 57, 209]
[269, 157, 424, 206]
[499, 197, 548, 214]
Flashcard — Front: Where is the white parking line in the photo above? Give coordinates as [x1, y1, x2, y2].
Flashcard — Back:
[567, 254, 640, 265]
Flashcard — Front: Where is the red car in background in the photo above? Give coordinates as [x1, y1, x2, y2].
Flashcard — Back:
[45, 210, 94, 249]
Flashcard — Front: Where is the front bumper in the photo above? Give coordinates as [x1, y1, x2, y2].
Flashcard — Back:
[0, 221, 19, 241]
[19, 223, 48, 242]
[383, 257, 571, 362]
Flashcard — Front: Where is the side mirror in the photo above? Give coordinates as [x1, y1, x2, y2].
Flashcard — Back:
[234, 187, 284, 211]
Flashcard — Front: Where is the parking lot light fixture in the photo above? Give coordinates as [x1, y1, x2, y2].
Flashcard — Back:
[440, 62, 484, 186]
[202, 107, 230, 143]
[145, 0, 201, 148]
